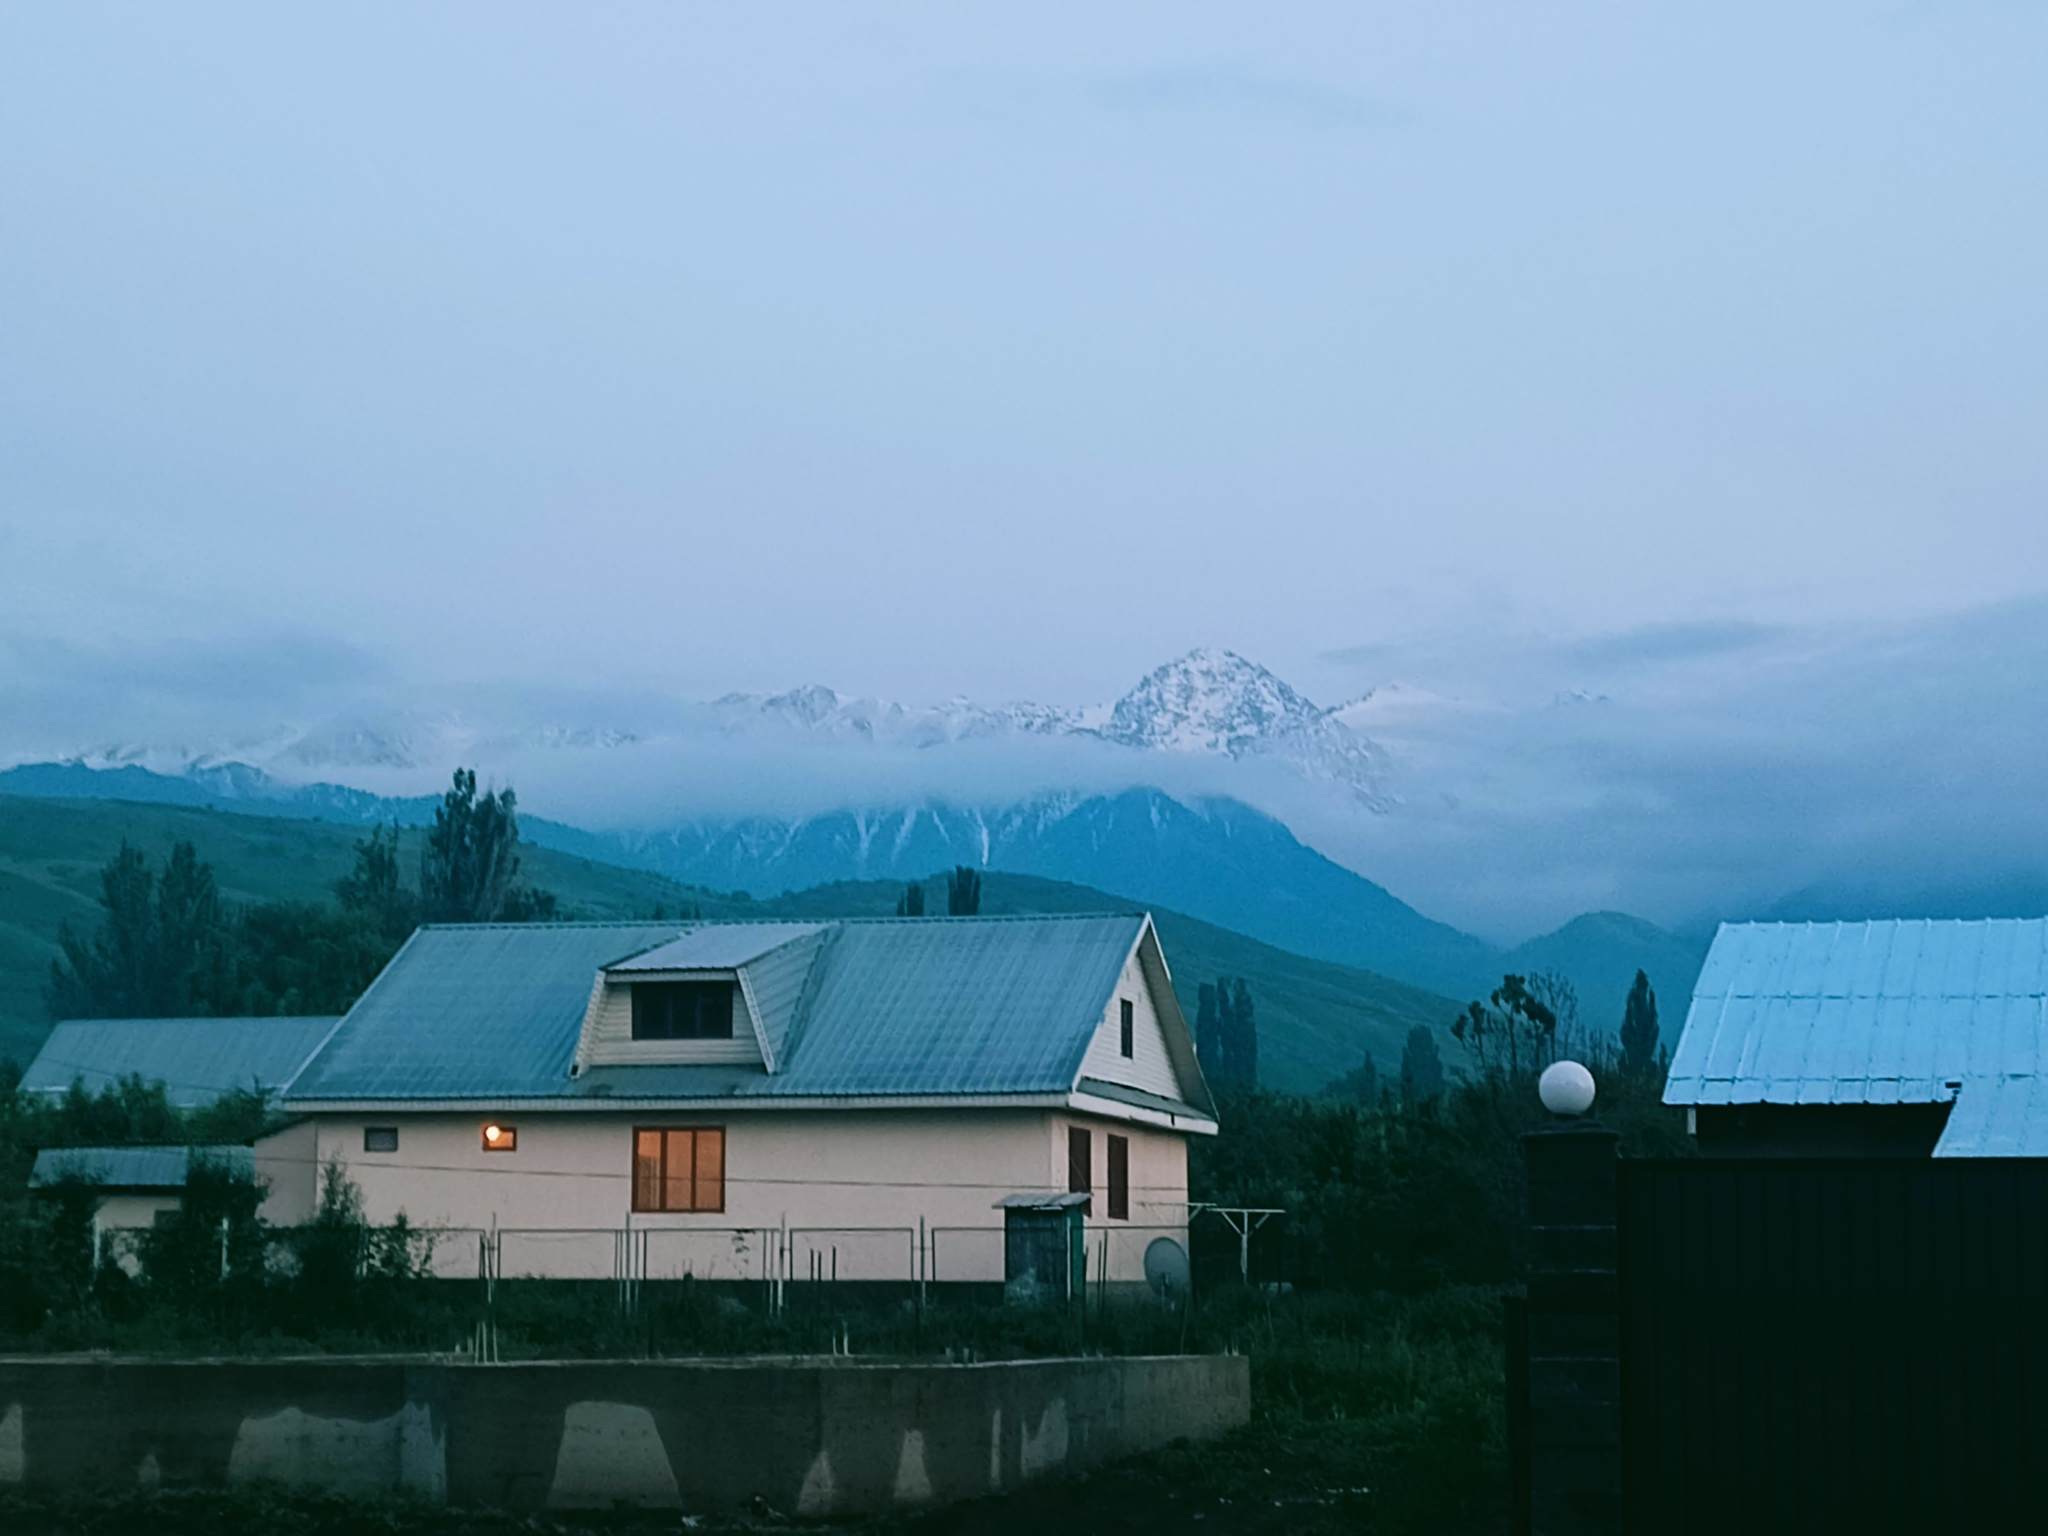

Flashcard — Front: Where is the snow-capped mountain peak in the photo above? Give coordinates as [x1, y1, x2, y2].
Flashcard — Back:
[1102, 648, 1326, 755]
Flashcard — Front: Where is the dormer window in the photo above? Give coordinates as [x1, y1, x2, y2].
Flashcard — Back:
[632, 981, 735, 1041]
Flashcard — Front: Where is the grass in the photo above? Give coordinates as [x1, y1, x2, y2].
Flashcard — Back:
[0, 795, 1465, 1093]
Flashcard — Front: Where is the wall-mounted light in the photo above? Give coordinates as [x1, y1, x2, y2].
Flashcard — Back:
[482, 1123, 518, 1152]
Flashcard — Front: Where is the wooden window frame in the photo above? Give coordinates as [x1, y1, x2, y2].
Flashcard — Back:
[1107, 1133, 1130, 1221]
[1119, 998, 1135, 1059]
[631, 1125, 727, 1214]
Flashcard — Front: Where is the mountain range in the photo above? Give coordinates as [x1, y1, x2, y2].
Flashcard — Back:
[0, 764, 1708, 1035]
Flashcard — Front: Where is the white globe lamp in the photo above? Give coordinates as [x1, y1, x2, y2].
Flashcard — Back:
[1538, 1060, 1597, 1117]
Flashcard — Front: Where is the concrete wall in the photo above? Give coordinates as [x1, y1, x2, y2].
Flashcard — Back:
[0, 1354, 1248, 1515]
[257, 1109, 1189, 1284]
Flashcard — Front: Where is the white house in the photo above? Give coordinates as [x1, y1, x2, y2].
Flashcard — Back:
[256, 913, 1218, 1289]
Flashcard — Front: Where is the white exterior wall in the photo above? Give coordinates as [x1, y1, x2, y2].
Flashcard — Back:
[1077, 945, 1187, 1102]
[258, 1108, 1191, 1285]
[1053, 1114, 1191, 1288]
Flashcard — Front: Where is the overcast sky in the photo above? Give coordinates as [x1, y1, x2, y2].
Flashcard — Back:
[4, 3, 2044, 711]
[4, 6, 2046, 939]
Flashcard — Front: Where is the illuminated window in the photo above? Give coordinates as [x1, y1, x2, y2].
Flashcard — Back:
[632, 1127, 725, 1212]
[364, 1126, 399, 1153]
[481, 1123, 518, 1152]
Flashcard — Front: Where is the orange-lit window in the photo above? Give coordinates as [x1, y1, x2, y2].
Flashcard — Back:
[481, 1123, 517, 1152]
[632, 1127, 725, 1213]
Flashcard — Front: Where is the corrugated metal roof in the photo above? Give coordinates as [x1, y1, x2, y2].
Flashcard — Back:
[285, 915, 1156, 1105]
[21, 1016, 342, 1108]
[606, 923, 827, 972]
[285, 924, 685, 1101]
[30, 1144, 255, 1190]
[1667, 920, 2048, 1107]
[1934, 1077, 2048, 1158]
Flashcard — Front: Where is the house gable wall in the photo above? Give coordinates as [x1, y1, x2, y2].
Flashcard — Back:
[1078, 943, 1189, 1103]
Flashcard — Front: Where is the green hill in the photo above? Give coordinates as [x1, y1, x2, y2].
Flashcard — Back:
[0, 794, 1463, 1095]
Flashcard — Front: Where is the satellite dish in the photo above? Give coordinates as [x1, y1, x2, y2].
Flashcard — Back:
[1144, 1237, 1191, 1298]
[1539, 1060, 1597, 1116]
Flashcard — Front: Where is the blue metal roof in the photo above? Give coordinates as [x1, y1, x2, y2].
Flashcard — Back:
[30, 1144, 255, 1190]
[285, 914, 1173, 1107]
[1666, 919, 2048, 1107]
[285, 924, 683, 1101]
[21, 1016, 341, 1108]
[607, 924, 826, 971]
[1933, 1077, 2048, 1158]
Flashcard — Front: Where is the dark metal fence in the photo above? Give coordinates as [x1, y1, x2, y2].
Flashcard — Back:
[1616, 1158, 2048, 1535]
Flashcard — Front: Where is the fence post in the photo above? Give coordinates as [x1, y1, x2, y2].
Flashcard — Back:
[1522, 1126, 1621, 1536]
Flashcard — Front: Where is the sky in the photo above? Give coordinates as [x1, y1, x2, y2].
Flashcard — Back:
[3, 5, 2045, 938]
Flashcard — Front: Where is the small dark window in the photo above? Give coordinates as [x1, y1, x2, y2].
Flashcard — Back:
[1107, 1134, 1129, 1220]
[1068, 1125, 1092, 1213]
[632, 1127, 726, 1212]
[632, 982, 735, 1041]
[364, 1126, 399, 1153]
[1119, 999, 1134, 1059]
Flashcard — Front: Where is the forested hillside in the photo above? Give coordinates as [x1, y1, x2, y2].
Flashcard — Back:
[0, 796, 1463, 1093]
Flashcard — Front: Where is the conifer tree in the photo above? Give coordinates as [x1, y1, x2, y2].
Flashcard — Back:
[895, 882, 926, 917]
[945, 866, 981, 916]
[1621, 969, 1660, 1077]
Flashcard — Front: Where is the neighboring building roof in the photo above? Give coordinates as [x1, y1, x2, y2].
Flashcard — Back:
[1933, 1076, 2048, 1158]
[282, 914, 1212, 1118]
[1666, 919, 2048, 1108]
[30, 1144, 255, 1191]
[21, 1016, 342, 1108]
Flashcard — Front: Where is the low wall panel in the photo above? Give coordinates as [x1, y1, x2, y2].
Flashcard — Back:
[0, 1353, 1247, 1516]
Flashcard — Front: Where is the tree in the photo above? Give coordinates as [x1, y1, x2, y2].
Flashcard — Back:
[1329, 1052, 1378, 1105]
[1452, 974, 1559, 1079]
[1197, 982, 1223, 1069]
[417, 769, 558, 924]
[895, 882, 926, 917]
[945, 866, 981, 916]
[47, 840, 231, 1019]
[1621, 969, 1660, 1077]
[335, 825, 417, 942]
[1401, 1025, 1444, 1106]
[1227, 978, 1258, 1088]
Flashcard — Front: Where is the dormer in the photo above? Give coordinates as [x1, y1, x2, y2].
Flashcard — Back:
[571, 923, 830, 1076]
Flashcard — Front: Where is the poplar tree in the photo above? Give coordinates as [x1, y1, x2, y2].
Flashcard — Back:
[1227, 977, 1258, 1088]
[945, 866, 981, 916]
[895, 882, 926, 917]
[1197, 982, 1223, 1069]
[1401, 1025, 1444, 1106]
[1621, 969, 1661, 1077]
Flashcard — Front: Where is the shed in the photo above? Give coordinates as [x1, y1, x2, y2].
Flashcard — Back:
[1664, 918, 2048, 1156]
